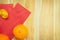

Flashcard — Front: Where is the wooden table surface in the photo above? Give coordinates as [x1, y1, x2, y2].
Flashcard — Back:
[0, 0, 60, 40]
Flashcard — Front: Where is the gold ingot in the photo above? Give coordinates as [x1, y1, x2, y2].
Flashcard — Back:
[0, 9, 8, 19]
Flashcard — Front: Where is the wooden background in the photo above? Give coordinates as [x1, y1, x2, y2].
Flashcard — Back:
[0, 0, 60, 40]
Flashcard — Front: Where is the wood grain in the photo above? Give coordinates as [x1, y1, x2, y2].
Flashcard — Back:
[54, 0, 60, 40]
[0, 0, 60, 40]
[40, 0, 53, 40]
[0, 0, 8, 4]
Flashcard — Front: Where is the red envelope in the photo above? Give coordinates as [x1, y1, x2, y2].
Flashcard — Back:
[0, 3, 30, 40]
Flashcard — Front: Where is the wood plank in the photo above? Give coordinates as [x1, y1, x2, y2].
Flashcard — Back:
[54, 0, 60, 40]
[0, 0, 8, 4]
[33, 0, 41, 40]
[40, 0, 53, 40]
[24, 0, 35, 40]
